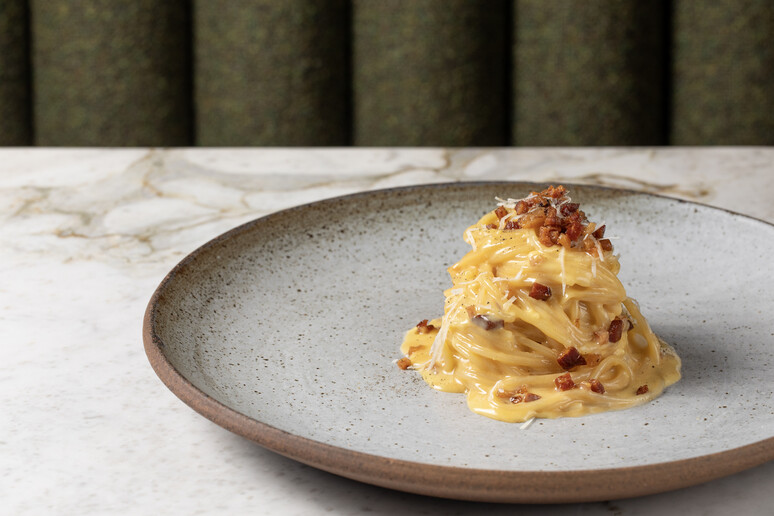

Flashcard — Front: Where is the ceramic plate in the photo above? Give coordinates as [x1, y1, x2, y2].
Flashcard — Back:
[144, 182, 774, 503]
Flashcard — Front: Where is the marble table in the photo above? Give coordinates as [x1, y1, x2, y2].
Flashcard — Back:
[3, 148, 772, 515]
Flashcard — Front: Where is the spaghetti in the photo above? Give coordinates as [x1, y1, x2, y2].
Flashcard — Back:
[400, 186, 681, 422]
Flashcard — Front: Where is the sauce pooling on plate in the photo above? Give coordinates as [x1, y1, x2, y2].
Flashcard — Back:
[399, 185, 681, 423]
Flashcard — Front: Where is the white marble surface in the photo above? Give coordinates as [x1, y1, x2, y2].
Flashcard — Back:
[2, 148, 773, 515]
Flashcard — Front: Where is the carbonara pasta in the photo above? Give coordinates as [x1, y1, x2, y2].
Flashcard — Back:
[398, 185, 681, 422]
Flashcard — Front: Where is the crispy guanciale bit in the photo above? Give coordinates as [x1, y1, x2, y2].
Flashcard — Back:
[517, 209, 546, 229]
[584, 353, 602, 367]
[471, 314, 504, 331]
[396, 357, 412, 370]
[416, 319, 436, 333]
[490, 185, 613, 255]
[557, 347, 587, 370]
[529, 282, 552, 301]
[543, 185, 567, 198]
[588, 379, 605, 394]
[636, 385, 649, 395]
[554, 373, 575, 391]
[497, 385, 526, 397]
[520, 393, 542, 403]
[544, 206, 561, 227]
[565, 216, 584, 241]
[557, 233, 571, 248]
[608, 318, 626, 343]
[496, 385, 541, 404]
[489, 220, 525, 231]
[591, 224, 614, 251]
[538, 226, 561, 247]
[559, 202, 579, 217]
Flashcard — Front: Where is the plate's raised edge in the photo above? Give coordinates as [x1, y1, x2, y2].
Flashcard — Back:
[142, 181, 774, 503]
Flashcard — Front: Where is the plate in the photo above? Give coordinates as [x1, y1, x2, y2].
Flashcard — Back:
[143, 182, 774, 503]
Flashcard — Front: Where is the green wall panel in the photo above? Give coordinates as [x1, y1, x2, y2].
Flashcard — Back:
[353, 0, 508, 146]
[671, 0, 774, 145]
[32, 0, 191, 146]
[0, 1, 31, 145]
[194, 0, 350, 146]
[514, 0, 666, 146]
[9, 1, 773, 147]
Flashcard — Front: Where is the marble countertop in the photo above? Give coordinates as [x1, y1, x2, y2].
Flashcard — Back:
[3, 148, 772, 515]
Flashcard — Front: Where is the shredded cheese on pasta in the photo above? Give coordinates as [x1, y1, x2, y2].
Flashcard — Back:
[400, 186, 681, 422]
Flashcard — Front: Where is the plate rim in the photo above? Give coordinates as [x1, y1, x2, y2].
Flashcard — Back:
[143, 181, 774, 503]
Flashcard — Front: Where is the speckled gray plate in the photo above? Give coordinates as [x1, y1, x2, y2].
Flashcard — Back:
[144, 182, 774, 503]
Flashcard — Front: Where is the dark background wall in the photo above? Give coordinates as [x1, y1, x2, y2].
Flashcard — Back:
[1, 0, 772, 146]
[31, 0, 191, 146]
[0, 0, 31, 145]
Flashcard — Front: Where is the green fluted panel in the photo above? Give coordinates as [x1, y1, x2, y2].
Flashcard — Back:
[32, 1, 191, 146]
[672, 1, 774, 145]
[353, 0, 507, 146]
[194, 0, 349, 146]
[514, 0, 666, 146]
[0, 1, 31, 145]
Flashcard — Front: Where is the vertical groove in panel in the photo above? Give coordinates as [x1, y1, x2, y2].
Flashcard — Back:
[32, 0, 191, 146]
[0, 1, 31, 145]
[194, 0, 350, 146]
[353, 0, 508, 146]
[671, 1, 774, 145]
[513, 0, 666, 146]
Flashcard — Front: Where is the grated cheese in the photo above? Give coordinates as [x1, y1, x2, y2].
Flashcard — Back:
[594, 238, 605, 263]
[400, 186, 682, 425]
[426, 296, 463, 368]
[465, 229, 477, 251]
[559, 246, 566, 296]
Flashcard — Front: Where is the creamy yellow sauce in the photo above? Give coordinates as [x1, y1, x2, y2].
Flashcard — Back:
[400, 202, 681, 423]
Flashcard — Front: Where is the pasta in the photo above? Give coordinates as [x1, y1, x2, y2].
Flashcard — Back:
[399, 186, 681, 422]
